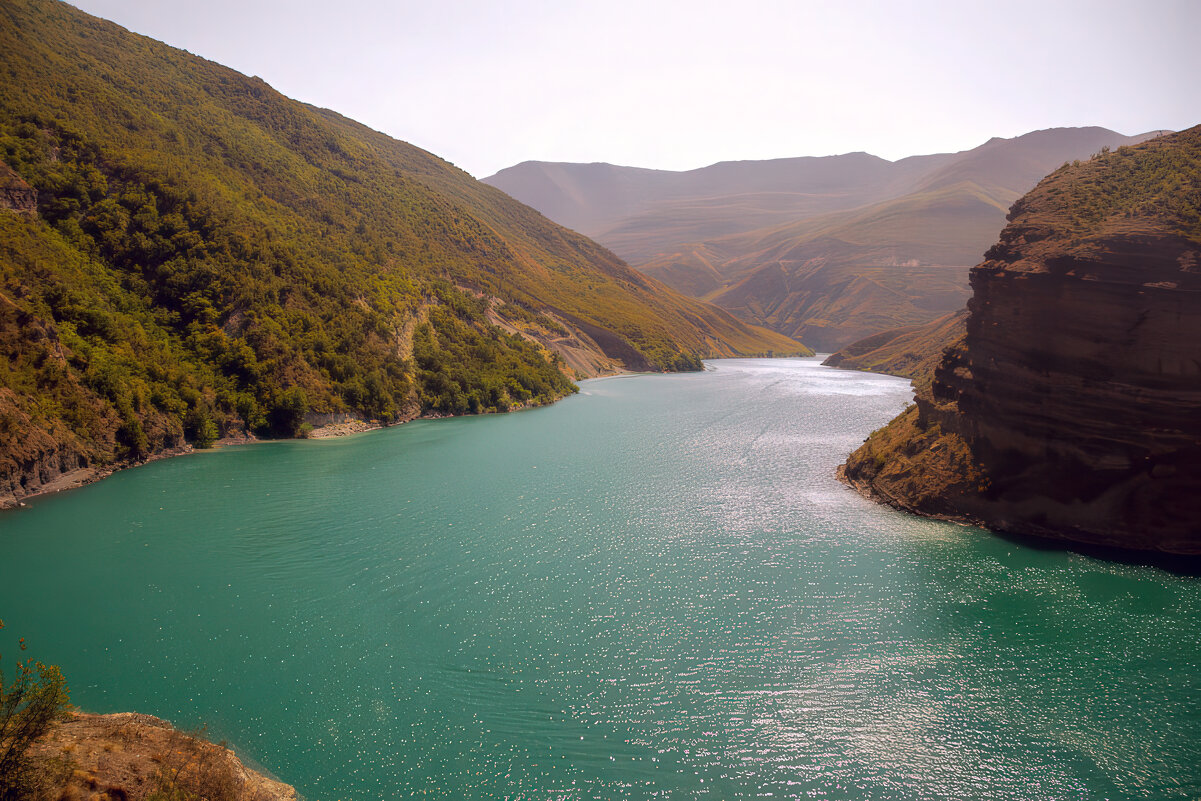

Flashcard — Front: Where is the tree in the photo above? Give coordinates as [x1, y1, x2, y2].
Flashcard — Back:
[0, 619, 71, 800]
[184, 406, 218, 448]
[265, 387, 307, 438]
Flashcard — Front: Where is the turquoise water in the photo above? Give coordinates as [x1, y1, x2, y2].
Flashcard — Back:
[1, 358, 1198, 800]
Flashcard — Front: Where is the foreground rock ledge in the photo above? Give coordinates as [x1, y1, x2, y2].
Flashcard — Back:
[28, 712, 296, 801]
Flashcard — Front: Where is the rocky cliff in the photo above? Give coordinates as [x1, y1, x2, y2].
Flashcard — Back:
[842, 126, 1201, 555]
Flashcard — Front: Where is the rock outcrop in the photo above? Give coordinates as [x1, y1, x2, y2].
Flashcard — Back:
[842, 126, 1201, 555]
[27, 712, 296, 801]
[0, 160, 37, 214]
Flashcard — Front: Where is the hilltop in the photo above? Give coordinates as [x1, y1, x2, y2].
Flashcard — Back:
[483, 151, 931, 264]
[0, 0, 801, 505]
[840, 125, 1201, 554]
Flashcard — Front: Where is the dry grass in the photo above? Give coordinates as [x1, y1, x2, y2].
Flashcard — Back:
[25, 713, 294, 801]
[842, 403, 987, 515]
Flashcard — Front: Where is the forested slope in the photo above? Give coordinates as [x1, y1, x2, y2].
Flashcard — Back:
[0, 0, 801, 504]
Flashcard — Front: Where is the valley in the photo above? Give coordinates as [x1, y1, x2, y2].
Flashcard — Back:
[0, 0, 801, 507]
[487, 128, 1163, 350]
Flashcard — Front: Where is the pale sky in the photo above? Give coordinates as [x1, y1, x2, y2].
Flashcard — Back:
[67, 0, 1200, 178]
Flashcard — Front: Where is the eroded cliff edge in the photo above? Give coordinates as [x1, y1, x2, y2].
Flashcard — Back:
[841, 126, 1201, 555]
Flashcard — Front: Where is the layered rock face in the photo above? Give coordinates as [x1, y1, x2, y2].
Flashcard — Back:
[843, 126, 1201, 554]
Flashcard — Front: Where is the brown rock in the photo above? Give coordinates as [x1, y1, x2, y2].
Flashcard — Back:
[842, 127, 1201, 555]
[0, 159, 37, 215]
[26, 712, 296, 801]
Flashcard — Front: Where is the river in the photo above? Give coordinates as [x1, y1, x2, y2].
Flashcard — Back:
[1, 358, 1198, 799]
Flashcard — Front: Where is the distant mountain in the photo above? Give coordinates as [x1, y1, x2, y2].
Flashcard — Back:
[484, 151, 947, 265]
[840, 125, 1201, 554]
[0, 0, 802, 505]
[668, 181, 1003, 349]
[488, 128, 1164, 350]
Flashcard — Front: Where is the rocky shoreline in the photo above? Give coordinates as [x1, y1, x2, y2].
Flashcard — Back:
[0, 443, 197, 511]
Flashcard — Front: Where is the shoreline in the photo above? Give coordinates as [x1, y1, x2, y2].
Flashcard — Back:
[837, 464, 1201, 569]
[29, 711, 297, 801]
[0, 419, 395, 511]
[0, 386, 581, 511]
[1, 442, 197, 512]
[1, 360, 765, 512]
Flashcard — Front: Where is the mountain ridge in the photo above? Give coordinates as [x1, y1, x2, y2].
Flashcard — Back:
[484, 128, 1157, 260]
[487, 127, 1163, 350]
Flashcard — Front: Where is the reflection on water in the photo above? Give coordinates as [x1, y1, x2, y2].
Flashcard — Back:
[2, 358, 1198, 799]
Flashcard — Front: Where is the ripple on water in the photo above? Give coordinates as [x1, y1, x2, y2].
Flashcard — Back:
[1, 358, 1199, 800]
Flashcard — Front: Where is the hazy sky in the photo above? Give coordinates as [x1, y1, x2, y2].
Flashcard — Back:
[67, 0, 1200, 178]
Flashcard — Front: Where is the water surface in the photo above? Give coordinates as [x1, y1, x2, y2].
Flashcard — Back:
[2, 358, 1198, 799]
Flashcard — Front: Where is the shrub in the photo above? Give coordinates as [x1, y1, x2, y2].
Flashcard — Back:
[0, 619, 72, 801]
[145, 726, 240, 801]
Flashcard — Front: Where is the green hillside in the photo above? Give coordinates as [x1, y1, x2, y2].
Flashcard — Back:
[0, 0, 802, 501]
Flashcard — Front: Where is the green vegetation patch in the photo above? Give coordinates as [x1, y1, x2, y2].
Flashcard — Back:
[414, 291, 576, 415]
[1039, 128, 1201, 241]
[0, 618, 72, 801]
[1, 0, 782, 481]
